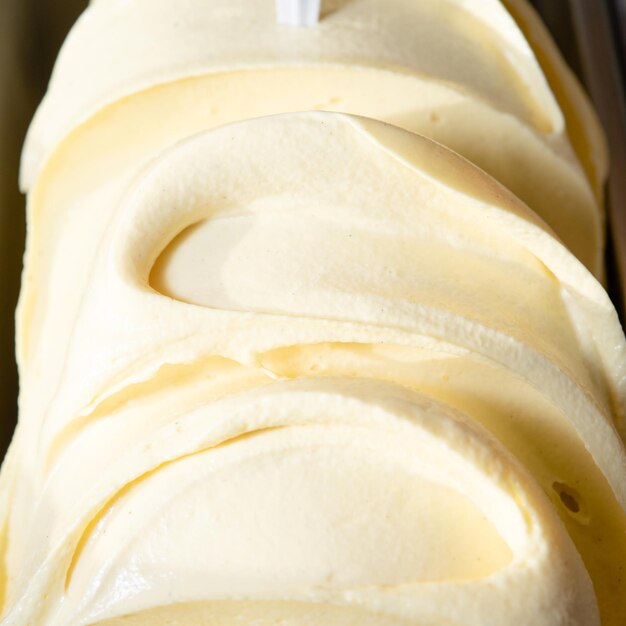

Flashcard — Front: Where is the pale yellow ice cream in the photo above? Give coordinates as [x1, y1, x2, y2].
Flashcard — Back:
[1, 1, 625, 626]
[21, 0, 605, 275]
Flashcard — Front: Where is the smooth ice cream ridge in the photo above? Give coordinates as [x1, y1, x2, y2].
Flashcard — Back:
[21, 0, 606, 275]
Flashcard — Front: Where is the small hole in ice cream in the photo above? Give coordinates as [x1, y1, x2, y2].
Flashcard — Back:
[559, 490, 580, 513]
[552, 481, 588, 523]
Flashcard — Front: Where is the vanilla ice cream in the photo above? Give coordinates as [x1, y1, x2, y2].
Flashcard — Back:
[1, 2, 624, 626]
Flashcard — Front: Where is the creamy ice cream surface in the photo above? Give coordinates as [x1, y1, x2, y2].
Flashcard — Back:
[1, 2, 625, 626]
[21, 0, 607, 275]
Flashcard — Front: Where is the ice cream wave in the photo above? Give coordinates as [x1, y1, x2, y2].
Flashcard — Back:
[5, 112, 625, 624]
[20, 0, 604, 274]
[24, 112, 622, 496]
[118, 112, 625, 469]
[0, 379, 600, 625]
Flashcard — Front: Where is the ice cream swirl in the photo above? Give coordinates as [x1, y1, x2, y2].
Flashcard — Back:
[1, 113, 625, 625]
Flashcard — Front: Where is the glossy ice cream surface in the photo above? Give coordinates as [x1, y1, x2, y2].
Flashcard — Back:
[22, 0, 606, 274]
[1, 2, 625, 626]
